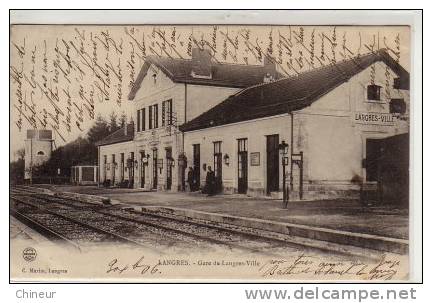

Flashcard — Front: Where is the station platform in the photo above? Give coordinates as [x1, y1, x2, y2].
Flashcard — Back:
[40, 185, 409, 241]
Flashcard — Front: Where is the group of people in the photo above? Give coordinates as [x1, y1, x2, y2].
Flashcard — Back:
[187, 165, 217, 196]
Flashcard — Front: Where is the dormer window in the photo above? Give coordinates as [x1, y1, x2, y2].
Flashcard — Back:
[37, 151, 45, 156]
[367, 84, 381, 101]
[390, 98, 406, 114]
[263, 73, 274, 83]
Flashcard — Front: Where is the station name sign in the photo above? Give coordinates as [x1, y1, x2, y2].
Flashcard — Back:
[353, 112, 395, 126]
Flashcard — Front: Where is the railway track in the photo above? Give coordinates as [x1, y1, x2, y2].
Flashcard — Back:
[11, 197, 160, 251]
[10, 186, 348, 258]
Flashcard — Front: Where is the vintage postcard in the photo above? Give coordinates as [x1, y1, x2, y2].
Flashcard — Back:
[10, 12, 415, 282]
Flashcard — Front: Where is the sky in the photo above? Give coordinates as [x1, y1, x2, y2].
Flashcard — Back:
[10, 25, 410, 161]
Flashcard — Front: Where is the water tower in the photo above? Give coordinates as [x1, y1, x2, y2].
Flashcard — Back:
[24, 129, 53, 181]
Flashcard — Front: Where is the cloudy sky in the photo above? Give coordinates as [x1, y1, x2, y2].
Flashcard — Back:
[10, 25, 410, 160]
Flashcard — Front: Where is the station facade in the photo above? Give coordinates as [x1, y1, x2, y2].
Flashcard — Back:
[97, 49, 410, 202]
[97, 48, 279, 191]
[180, 50, 410, 201]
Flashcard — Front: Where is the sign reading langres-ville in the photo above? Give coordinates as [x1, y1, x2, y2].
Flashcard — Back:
[354, 112, 396, 126]
[10, 10, 417, 282]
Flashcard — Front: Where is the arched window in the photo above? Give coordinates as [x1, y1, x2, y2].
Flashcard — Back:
[37, 151, 45, 156]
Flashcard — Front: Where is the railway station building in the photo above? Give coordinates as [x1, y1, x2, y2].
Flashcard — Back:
[97, 48, 280, 191]
[179, 50, 410, 202]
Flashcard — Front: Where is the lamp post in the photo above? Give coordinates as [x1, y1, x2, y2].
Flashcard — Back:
[278, 140, 289, 208]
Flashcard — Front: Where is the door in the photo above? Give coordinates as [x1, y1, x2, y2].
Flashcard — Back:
[120, 153, 124, 182]
[111, 154, 116, 186]
[140, 151, 146, 188]
[213, 141, 222, 193]
[238, 139, 248, 194]
[365, 139, 382, 182]
[152, 149, 158, 189]
[266, 134, 279, 194]
[166, 148, 172, 190]
[128, 152, 135, 188]
[193, 144, 200, 188]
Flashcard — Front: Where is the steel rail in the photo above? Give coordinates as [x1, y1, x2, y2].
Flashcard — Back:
[11, 196, 162, 252]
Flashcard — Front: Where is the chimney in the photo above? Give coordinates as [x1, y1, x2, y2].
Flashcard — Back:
[191, 48, 212, 79]
[263, 55, 277, 81]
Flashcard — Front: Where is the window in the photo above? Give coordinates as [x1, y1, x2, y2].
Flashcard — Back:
[141, 108, 146, 131]
[37, 151, 45, 155]
[367, 84, 382, 101]
[162, 99, 173, 126]
[393, 77, 409, 90]
[136, 108, 146, 132]
[390, 99, 406, 114]
[136, 110, 141, 132]
[238, 138, 248, 152]
[214, 141, 222, 154]
[149, 104, 159, 129]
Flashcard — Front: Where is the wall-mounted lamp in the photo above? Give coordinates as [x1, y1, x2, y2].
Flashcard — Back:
[278, 140, 289, 208]
[278, 140, 289, 156]
[142, 153, 150, 165]
[167, 156, 175, 168]
[223, 154, 230, 165]
[178, 153, 187, 167]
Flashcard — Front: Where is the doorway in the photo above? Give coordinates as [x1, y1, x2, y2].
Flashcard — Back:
[140, 151, 146, 188]
[365, 139, 382, 182]
[237, 138, 248, 194]
[364, 134, 409, 206]
[213, 141, 222, 193]
[152, 149, 158, 189]
[266, 134, 280, 194]
[111, 154, 116, 186]
[166, 147, 172, 190]
[128, 152, 134, 188]
[193, 144, 200, 189]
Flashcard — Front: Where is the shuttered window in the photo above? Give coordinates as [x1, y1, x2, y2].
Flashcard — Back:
[137, 110, 141, 132]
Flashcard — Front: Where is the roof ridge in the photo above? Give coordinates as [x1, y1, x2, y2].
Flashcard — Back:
[147, 53, 272, 68]
[180, 49, 408, 133]
[230, 50, 385, 98]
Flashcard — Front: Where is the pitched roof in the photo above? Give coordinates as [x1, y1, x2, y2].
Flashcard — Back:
[179, 49, 410, 132]
[95, 123, 134, 147]
[128, 55, 283, 100]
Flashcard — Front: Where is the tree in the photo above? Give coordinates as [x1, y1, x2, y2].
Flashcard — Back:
[25, 113, 121, 183]
[87, 114, 110, 145]
[108, 111, 119, 133]
[15, 147, 25, 161]
[119, 111, 127, 128]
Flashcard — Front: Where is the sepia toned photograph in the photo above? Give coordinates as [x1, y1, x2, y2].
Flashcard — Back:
[9, 10, 418, 282]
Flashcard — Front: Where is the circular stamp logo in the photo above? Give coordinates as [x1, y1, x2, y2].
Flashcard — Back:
[22, 247, 37, 262]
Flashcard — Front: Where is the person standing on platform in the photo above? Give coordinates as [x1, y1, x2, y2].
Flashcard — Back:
[187, 167, 194, 192]
[205, 165, 216, 196]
